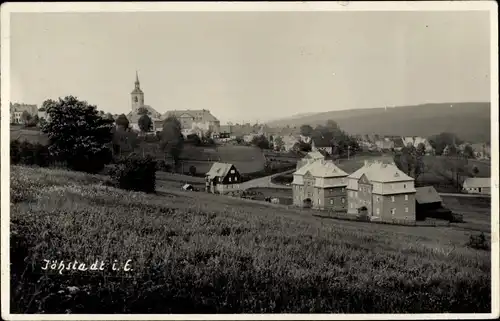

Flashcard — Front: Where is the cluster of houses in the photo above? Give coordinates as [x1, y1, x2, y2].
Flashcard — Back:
[202, 150, 490, 224]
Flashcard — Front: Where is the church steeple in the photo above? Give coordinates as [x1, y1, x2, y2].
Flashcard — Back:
[135, 70, 140, 89]
[131, 70, 144, 111]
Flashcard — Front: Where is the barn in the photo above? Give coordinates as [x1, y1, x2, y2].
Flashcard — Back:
[415, 186, 452, 221]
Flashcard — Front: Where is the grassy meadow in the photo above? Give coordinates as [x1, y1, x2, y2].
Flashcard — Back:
[10, 165, 491, 313]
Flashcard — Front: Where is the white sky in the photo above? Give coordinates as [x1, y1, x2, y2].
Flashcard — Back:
[9, 10, 490, 124]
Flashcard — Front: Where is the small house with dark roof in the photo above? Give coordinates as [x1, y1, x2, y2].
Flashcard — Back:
[205, 162, 242, 194]
[415, 186, 451, 220]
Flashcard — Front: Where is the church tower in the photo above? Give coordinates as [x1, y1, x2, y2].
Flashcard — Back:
[131, 71, 144, 111]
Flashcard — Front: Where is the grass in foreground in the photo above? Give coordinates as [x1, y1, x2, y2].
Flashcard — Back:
[10, 165, 491, 313]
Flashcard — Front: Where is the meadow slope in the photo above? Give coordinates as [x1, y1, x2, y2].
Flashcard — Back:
[10, 165, 491, 313]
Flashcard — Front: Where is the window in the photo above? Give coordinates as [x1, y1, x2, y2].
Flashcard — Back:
[376, 196, 380, 202]
[341, 188, 345, 192]
[341, 197, 345, 204]
[391, 196, 395, 202]
[404, 195, 408, 201]
[391, 208, 396, 216]
[355, 192, 358, 198]
[350, 203, 353, 209]
[234, 177, 238, 182]
[376, 208, 380, 215]
[229, 177, 232, 182]
[230, 169, 235, 174]
[330, 199, 334, 205]
[405, 207, 408, 213]
[403, 184, 407, 189]
[318, 199, 321, 205]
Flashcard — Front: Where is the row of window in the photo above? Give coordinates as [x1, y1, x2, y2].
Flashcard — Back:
[348, 191, 409, 202]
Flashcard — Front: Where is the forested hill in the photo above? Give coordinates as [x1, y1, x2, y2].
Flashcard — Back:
[266, 102, 491, 143]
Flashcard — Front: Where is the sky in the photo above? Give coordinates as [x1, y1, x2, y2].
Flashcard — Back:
[9, 10, 491, 124]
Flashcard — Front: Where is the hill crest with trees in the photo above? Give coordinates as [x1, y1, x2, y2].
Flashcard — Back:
[265, 102, 491, 143]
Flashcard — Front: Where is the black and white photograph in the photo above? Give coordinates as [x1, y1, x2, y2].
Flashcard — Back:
[1, 1, 498, 319]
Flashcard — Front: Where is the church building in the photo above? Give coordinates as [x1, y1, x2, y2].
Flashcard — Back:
[127, 71, 163, 132]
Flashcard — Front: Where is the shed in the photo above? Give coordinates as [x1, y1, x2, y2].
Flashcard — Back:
[462, 177, 491, 195]
[415, 186, 451, 221]
[182, 184, 194, 191]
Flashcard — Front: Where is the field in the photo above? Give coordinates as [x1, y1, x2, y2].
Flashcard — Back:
[10, 165, 491, 313]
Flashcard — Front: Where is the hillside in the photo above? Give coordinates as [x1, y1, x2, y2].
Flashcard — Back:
[266, 102, 491, 143]
[10, 165, 491, 313]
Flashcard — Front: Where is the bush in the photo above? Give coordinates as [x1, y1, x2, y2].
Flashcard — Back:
[109, 154, 157, 193]
[189, 165, 197, 176]
[156, 160, 171, 172]
[10, 140, 51, 167]
[467, 233, 489, 251]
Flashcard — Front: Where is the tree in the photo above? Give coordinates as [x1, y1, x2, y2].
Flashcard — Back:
[300, 124, 314, 137]
[186, 133, 202, 146]
[429, 132, 463, 155]
[138, 114, 153, 133]
[21, 111, 32, 124]
[463, 144, 475, 159]
[416, 142, 426, 157]
[137, 107, 150, 115]
[251, 135, 271, 150]
[189, 165, 197, 176]
[235, 136, 244, 145]
[160, 116, 184, 170]
[115, 114, 130, 130]
[394, 145, 425, 182]
[105, 113, 114, 120]
[40, 96, 114, 173]
[293, 141, 312, 152]
[274, 136, 285, 151]
[472, 166, 479, 176]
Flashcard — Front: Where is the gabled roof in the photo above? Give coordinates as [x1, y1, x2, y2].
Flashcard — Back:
[463, 177, 490, 189]
[415, 186, 442, 204]
[162, 109, 219, 122]
[294, 159, 348, 178]
[348, 160, 414, 183]
[206, 162, 234, 179]
[127, 105, 162, 122]
[303, 151, 325, 160]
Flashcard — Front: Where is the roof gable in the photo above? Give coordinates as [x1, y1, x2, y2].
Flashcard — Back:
[415, 186, 442, 204]
[206, 162, 235, 179]
[358, 173, 371, 185]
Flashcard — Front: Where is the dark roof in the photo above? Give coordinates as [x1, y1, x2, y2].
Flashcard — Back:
[415, 186, 442, 204]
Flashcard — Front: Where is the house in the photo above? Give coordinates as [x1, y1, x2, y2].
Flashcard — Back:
[296, 151, 326, 170]
[292, 159, 349, 211]
[392, 137, 405, 151]
[375, 139, 394, 151]
[413, 136, 433, 154]
[127, 112, 163, 133]
[10, 103, 38, 124]
[299, 135, 312, 144]
[415, 186, 451, 221]
[282, 135, 299, 152]
[163, 109, 220, 134]
[205, 162, 242, 194]
[470, 143, 491, 160]
[311, 137, 332, 154]
[347, 160, 417, 222]
[402, 136, 414, 148]
[462, 177, 491, 195]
